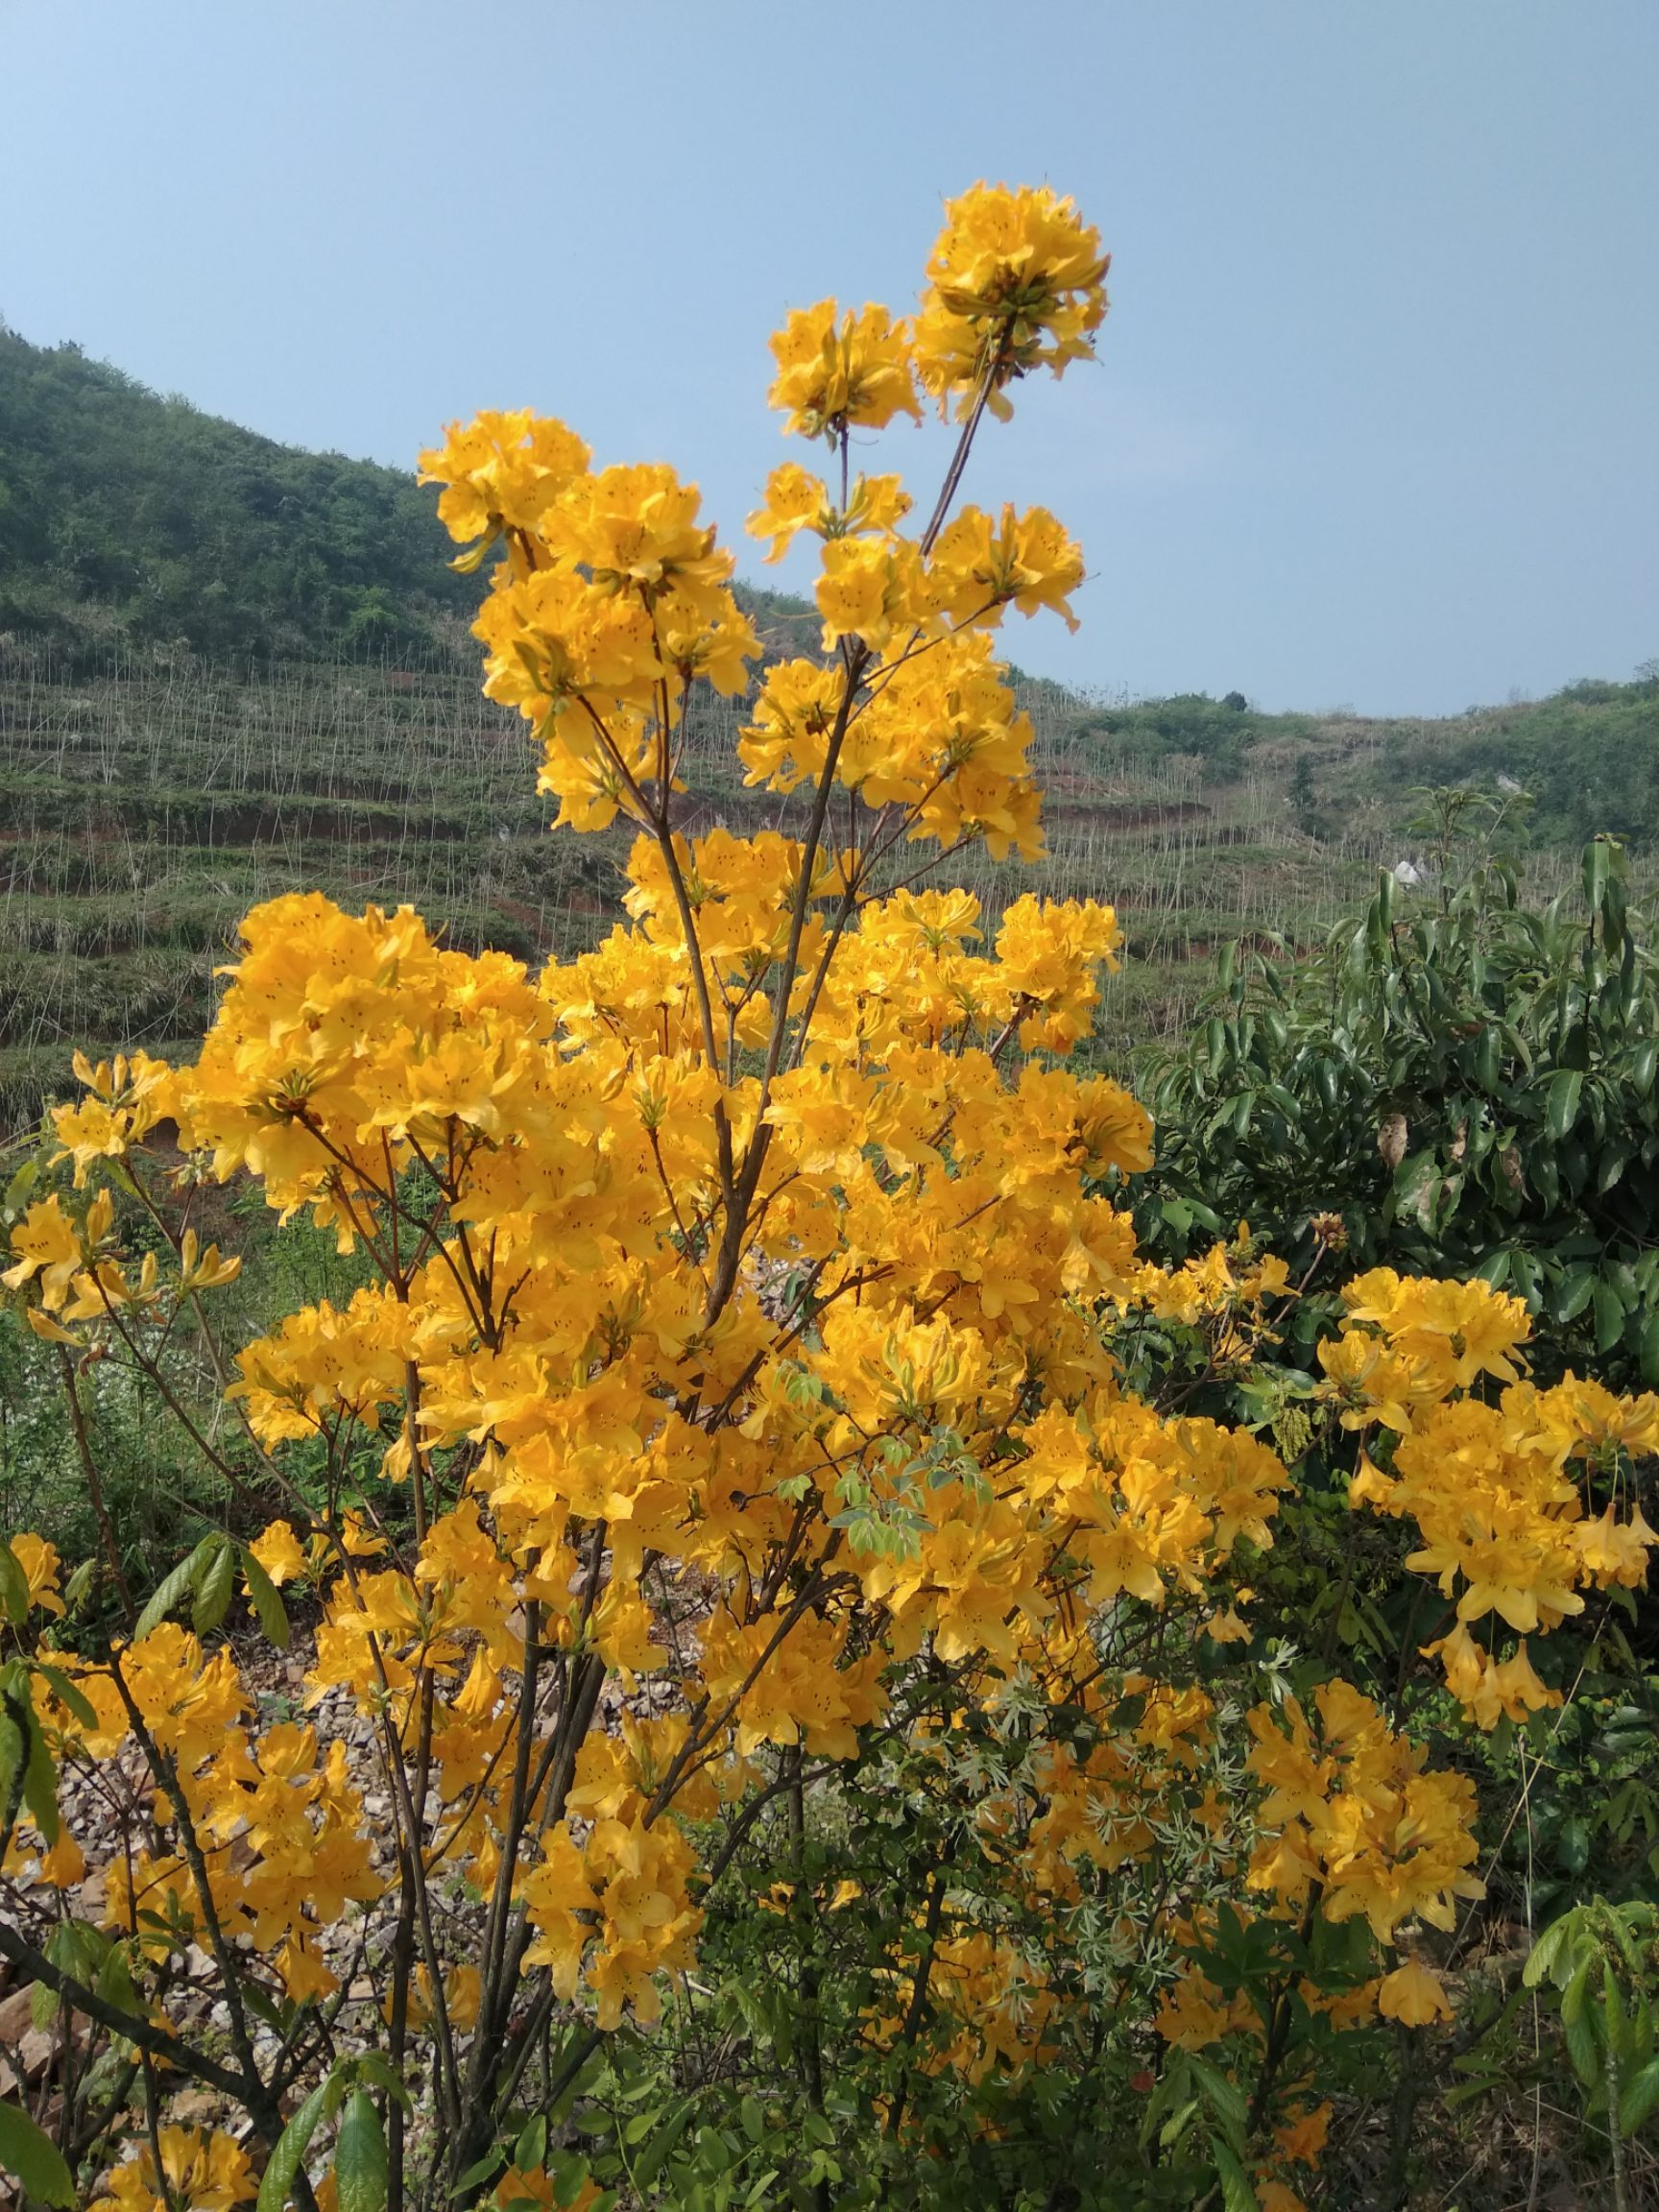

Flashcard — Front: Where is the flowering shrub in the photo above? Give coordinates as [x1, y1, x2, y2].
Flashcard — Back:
[2, 184, 1656, 2211]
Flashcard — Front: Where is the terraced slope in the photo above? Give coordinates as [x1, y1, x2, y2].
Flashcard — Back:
[0, 652, 1384, 1132]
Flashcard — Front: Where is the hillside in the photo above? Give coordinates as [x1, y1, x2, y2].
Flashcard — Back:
[1, 330, 1655, 1134]
[0, 324, 480, 666]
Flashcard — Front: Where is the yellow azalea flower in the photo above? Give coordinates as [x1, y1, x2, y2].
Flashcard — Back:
[249, 1518, 307, 1586]
[1272, 2100, 1332, 2165]
[745, 461, 830, 563]
[276, 1932, 339, 2004]
[814, 533, 933, 654]
[494, 2167, 601, 2212]
[418, 408, 590, 549]
[90, 2129, 254, 2212]
[913, 181, 1110, 420]
[1257, 2185, 1310, 2212]
[4, 1191, 106, 1311]
[1204, 1607, 1251, 1644]
[1245, 1687, 1483, 1941]
[1155, 1967, 1250, 2050]
[766, 299, 921, 438]
[928, 502, 1087, 632]
[8, 1530, 65, 1616]
[1378, 1956, 1454, 2027]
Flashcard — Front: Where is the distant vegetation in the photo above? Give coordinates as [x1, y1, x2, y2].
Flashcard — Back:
[0, 324, 477, 665]
[1, 326, 1654, 1134]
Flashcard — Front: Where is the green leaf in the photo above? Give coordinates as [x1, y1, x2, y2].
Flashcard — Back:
[18, 1686, 59, 1846]
[192, 1540, 236, 1638]
[1556, 1815, 1591, 1876]
[352, 2056, 412, 2115]
[1188, 2056, 1248, 2140]
[0, 2100, 75, 2207]
[1475, 1024, 1503, 1091]
[631, 2101, 694, 2189]
[240, 1548, 291, 1651]
[3, 1160, 41, 1217]
[1583, 838, 1610, 914]
[256, 2081, 330, 2212]
[135, 1536, 221, 1641]
[33, 1665, 97, 1734]
[1560, 1957, 1599, 2086]
[333, 2092, 388, 2212]
[1619, 2056, 1659, 2138]
[447, 2152, 507, 2199]
[1554, 1261, 1599, 1324]
[61, 1559, 97, 1614]
[0, 1543, 29, 1627]
[1593, 1279, 1627, 1356]
[1524, 1914, 1574, 1989]
[1545, 1068, 1583, 1143]
[1210, 2134, 1260, 2212]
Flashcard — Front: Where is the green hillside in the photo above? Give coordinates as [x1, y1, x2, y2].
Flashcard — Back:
[0, 324, 479, 665]
[1, 328, 1655, 1135]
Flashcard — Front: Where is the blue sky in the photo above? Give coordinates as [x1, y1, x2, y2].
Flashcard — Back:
[2, 1, 1654, 714]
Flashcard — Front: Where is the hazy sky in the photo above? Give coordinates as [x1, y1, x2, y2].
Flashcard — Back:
[2, 2, 1654, 713]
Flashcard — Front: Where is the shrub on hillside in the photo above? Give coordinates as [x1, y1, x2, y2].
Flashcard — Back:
[1, 197, 1656, 2212]
[1140, 801, 1659, 1392]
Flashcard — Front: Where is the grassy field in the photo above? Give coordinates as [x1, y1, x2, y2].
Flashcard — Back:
[2, 639, 1650, 1134]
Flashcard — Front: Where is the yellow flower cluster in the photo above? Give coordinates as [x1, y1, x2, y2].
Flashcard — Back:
[765, 301, 921, 440]
[10, 183, 1629, 2190]
[912, 182, 1110, 419]
[31, 1623, 376, 2005]
[90, 2128, 253, 2212]
[1323, 1269, 1659, 1719]
[870, 1926, 1055, 2085]
[4, 1183, 239, 1350]
[1245, 1682, 1483, 1944]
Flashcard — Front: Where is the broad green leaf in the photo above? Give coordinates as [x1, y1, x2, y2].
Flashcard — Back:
[447, 2152, 507, 2199]
[256, 2081, 330, 2212]
[1594, 1279, 1627, 1356]
[1524, 1914, 1573, 1988]
[352, 2056, 412, 2115]
[1619, 2056, 1659, 2138]
[0, 1543, 29, 1626]
[333, 2092, 388, 2212]
[135, 1536, 221, 1641]
[33, 1664, 97, 1734]
[1210, 2135, 1260, 2212]
[19, 1685, 60, 1845]
[1640, 1308, 1659, 1389]
[240, 1547, 291, 1650]
[631, 2101, 695, 2189]
[192, 1540, 236, 1637]
[1560, 1957, 1599, 2086]
[1545, 1068, 1583, 1142]
[1553, 1261, 1599, 1323]
[0, 2101, 75, 2207]
[1188, 2056, 1248, 2138]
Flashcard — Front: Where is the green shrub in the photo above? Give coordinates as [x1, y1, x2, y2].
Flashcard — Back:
[1139, 803, 1659, 1389]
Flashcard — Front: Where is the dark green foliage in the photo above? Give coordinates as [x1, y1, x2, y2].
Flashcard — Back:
[1140, 803, 1659, 1387]
[1367, 670, 1659, 848]
[1287, 751, 1318, 837]
[0, 324, 479, 666]
[1071, 692, 1303, 783]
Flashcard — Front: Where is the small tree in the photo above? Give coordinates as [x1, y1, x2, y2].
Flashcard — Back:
[2, 185, 1655, 2212]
